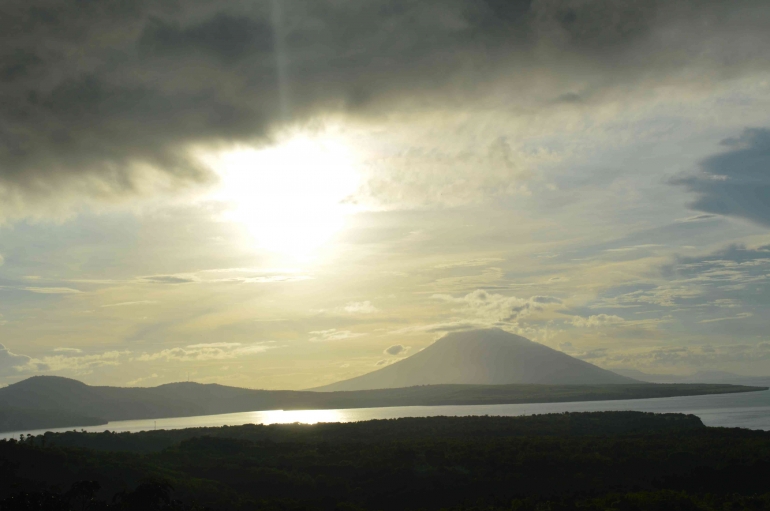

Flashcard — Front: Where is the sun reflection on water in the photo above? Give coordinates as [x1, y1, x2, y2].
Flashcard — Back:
[258, 409, 346, 425]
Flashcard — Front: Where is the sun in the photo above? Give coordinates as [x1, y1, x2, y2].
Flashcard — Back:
[207, 134, 361, 261]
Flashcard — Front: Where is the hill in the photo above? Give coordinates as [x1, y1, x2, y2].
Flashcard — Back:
[3, 413, 770, 511]
[0, 375, 765, 433]
[616, 368, 770, 387]
[313, 328, 636, 391]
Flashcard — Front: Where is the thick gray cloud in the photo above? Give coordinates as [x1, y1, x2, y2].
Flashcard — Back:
[2, 0, 770, 214]
[675, 128, 770, 226]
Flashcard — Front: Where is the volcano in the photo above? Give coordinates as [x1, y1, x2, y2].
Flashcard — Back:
[313, 328, 636, 391]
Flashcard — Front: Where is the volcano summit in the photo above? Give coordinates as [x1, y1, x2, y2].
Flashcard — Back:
[313, 329, 636, 391]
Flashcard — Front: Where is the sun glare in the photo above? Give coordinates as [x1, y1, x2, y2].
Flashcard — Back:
[208, 135, 361, 260]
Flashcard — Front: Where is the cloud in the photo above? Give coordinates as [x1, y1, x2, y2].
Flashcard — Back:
[308, 329, 366, 342]
[140, 274, 200, 284]
[141, 270, 311, 285]
[53, 347, 82, 353]
[390, 321, 487, 336]
[136, 342, 271, 362]
[671, 243, 770, 295]
[342, 301, 379, 314]
[0, 343, 34, 376]
[674, 128, 770, 226]
[101, 300, 159, 308]
[20, 287, 82, 294]
[582, 342, 770, 369]
[433, 290, 562, 324]
[699, 312, 753, 323]
[384, 344, 409, 356]
[570, 314, 625, 328]
[605, 244, 664, 253]
[0, 346, 128, 376]
[677, 214, 717, 223]
[573, 348, 608, 361]
[433, 258, 504, 270]
[126, 373, 159, 386]
[531, 296, 562, 304]
[2, 0, 770, 217]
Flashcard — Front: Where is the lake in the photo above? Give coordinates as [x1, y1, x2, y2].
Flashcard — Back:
[4, 389, 769, 439]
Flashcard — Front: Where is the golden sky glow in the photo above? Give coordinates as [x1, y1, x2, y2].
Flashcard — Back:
[2, 0, 770, 389]
[206, 133, 362, 261]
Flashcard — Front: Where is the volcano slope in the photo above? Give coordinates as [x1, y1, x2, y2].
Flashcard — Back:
[313, 328, 636, 391]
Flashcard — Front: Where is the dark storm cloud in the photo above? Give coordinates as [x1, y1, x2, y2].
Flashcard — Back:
[674, 128, 770, 227]
[138, 14, 275, 62]
[2, 0, 770, 211]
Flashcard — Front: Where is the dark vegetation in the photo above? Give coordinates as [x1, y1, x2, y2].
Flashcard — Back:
[1, 375, 765, 433]
[2, 412, 770, 510]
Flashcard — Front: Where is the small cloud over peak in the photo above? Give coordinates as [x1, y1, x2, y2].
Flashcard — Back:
[433, 290, 563, 324]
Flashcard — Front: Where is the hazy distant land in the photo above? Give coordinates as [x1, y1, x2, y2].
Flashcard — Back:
[0, 408, 107, 435]
[0, 376, 764, 434]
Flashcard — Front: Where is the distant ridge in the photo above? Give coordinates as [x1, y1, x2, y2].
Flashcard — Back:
[0, 374, 764, 433]
[312, 329, 636, 391]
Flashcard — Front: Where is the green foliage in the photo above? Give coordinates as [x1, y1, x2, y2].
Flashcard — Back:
[0, 412, 769, 511]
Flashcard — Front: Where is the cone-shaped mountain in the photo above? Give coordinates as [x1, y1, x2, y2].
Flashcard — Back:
[313, 329, 636, 391]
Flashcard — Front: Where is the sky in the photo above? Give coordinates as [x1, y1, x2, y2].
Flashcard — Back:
[2, 0, 770, 389]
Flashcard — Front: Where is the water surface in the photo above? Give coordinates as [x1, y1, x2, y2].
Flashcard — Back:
[4, 389, 768, 439]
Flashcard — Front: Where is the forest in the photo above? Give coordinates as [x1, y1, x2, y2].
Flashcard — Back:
[2, 412, 770, 510]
